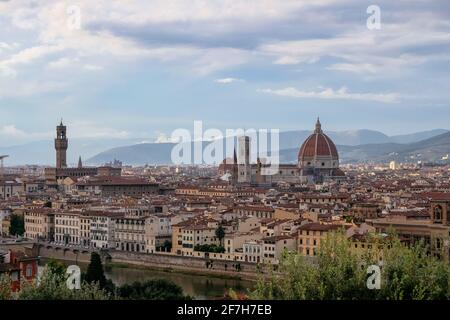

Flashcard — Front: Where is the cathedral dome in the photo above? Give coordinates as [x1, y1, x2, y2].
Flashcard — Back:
[298, 118, 339, 162]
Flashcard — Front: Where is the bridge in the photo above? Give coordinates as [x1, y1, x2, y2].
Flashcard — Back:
[0, 240, 111, 264]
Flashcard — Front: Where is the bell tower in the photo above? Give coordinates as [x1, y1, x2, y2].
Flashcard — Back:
[55, 119, 68, 168]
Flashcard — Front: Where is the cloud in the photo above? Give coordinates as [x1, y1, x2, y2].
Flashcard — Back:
[154, 132, 177, 143]
[0, 122, 131, 146]
[0, 125, 53, 141]
[259, 86, 400, 103]
[0, 125, 27, 138]
[259, 22, 450, 75]
[0, 0, 448, 123]
[274, 56, 319, 65]
[0, 45, 63, 76]
[0, 80, 67, 97]
[83, 64, 103, 71]
[214, 77, 244, 84]
[68, 121, 130, 139]
[47, 57, 79, 69]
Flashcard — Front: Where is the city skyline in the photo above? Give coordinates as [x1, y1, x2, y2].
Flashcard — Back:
[2, 0, 450, 307]
[1, 0, 450, 147]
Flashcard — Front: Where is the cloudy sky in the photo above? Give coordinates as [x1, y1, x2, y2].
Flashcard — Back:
[0, 0, 449, 146]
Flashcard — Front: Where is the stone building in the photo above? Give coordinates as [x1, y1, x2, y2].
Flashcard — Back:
[352, 203, 382, 222]
[368, 192, 450, 261]
[55, 120, 68, 168]
[298, 118, 345, 183]
[24, 209, 55, 241]
[45, 121, 122, 186]
[219, 118, 345, 185]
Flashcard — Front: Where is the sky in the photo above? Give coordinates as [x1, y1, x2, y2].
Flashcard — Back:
[0, 0, 449, 147]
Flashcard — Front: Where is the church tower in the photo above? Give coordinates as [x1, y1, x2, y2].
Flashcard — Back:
[237, 136, 251, 184]
[55, 120, 68, 168]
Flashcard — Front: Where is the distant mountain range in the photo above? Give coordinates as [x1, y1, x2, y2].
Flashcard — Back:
[277, 129, 448, 150]
[338, 131, 450, 163]
[0, 129, 448, 166]
[0, 138, 146, 166]
[86, 129, 450, 166]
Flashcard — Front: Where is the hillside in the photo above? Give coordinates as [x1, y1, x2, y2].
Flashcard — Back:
[87, 131, 450, 165]
[1, 129, 448, 166]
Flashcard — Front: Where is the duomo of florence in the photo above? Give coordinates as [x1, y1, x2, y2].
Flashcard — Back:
[219, 119, 346, 185]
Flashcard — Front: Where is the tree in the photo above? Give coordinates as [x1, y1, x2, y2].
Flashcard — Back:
[84, 252, 107, 290]
[215, 225, 225, 246]
[194, 244, 225, 253]
[0, 274, 12, 300]
[45, 258, 66, 277]
[118, 279, 189, 300]
[251, 232, 450, 300]
[0, 263, 111, 300]
[9, 214, 24, 236]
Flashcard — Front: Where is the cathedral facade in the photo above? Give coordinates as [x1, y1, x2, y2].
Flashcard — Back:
[219, 119, 345, 185]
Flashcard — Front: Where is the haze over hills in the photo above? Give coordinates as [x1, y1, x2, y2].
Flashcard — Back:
[277, 129, 447, 150]
[86, 130, 450, 166]
[0, 138, 146, 166]
[279, 132, 450, 164]
[0, 129, 447, 166]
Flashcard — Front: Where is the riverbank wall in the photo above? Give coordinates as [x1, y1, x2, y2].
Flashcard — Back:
[1, 242, 260, 280]
[109, 251, 259, 281]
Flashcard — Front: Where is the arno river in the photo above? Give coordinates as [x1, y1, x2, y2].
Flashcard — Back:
[39, 259, 254, 300]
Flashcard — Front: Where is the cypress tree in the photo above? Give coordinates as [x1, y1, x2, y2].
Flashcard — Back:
[84, 252, 107, 289]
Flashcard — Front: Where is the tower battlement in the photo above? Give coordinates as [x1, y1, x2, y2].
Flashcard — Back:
[55, 120, 68, 168]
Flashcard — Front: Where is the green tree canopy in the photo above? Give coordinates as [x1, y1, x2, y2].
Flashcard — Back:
[194, 244, 225, 253]
[9, 214, 25, 236]
[0, 263, 111, 300]
[84, 252, 107, 289]
[251, 232, 450, 300]
[215, 225, 225, 245]
[118, 279, 189, 300]
[45, 258, 66, 277]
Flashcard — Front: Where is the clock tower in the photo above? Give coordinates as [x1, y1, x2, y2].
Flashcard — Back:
[55, 120, 68, 168]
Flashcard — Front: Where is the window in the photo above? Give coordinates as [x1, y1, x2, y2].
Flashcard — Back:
[11, 271, 19, 281]
[434, 206, 443, 222]
[26, 264, 33, 277]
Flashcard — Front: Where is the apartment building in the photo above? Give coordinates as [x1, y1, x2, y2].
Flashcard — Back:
[172, 217, 220, 256]
[368, 193, 450, 261]
[90, 212, 122, 249]
[24, 209, 55, 241]
[115, 216, 146, 252]
[243, 240, 263, 263]
[297, 223, 345, 257]
[0, 180, 22, 200]
[261, 235, 297, 264]
[235, 205, 275, 219]
[224, 232, 262, 255]
[76, 177, 159, 198]
[54, 211, 81, 246]
[79, 213, 91, 247]
[144, 214, 173, 253]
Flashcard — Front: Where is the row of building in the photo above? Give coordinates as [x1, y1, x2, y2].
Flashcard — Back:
[15, 189, 449, 264]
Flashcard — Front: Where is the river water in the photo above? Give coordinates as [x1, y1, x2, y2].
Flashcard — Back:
[39, 259, 254, 300]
